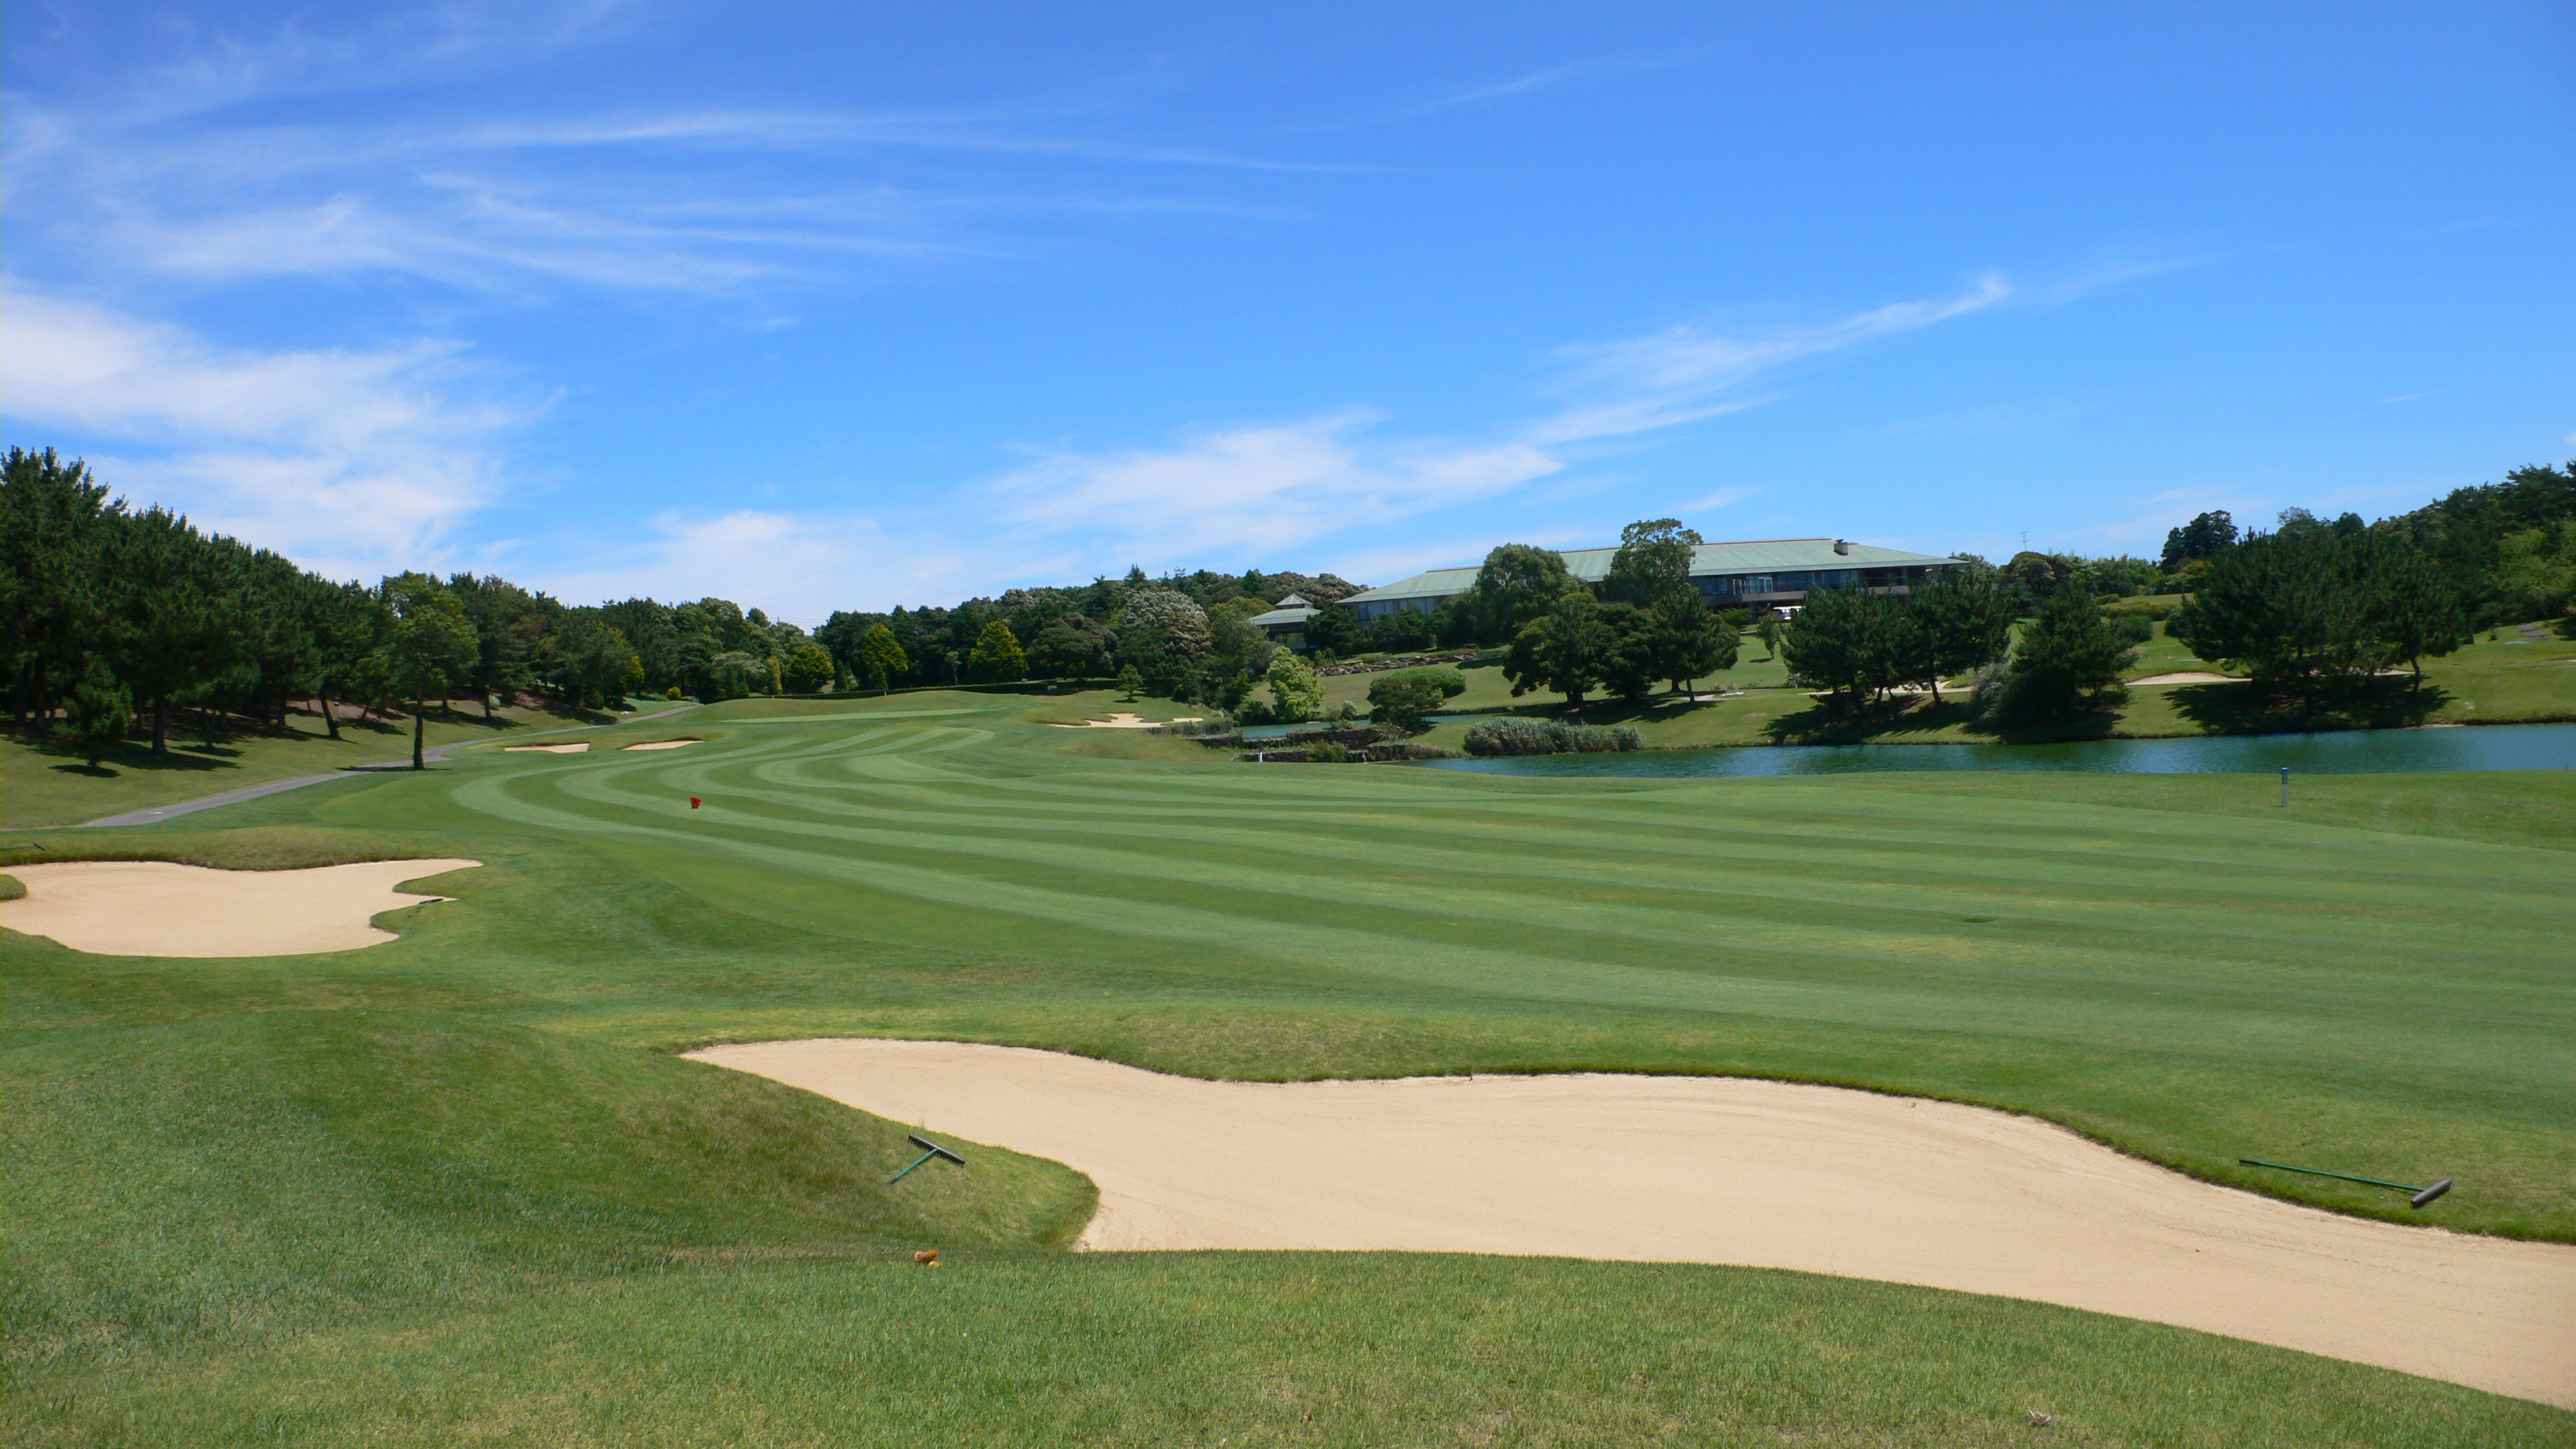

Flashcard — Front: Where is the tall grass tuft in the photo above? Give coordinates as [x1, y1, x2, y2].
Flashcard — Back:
[1462, 717, 1642, 756]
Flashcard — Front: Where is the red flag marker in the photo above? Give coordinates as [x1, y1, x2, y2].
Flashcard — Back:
[690, 797, 701, 810]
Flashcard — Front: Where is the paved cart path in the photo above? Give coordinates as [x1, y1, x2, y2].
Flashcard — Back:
[71, 704, 699, 828]
[692, 1038, 2576, 1409]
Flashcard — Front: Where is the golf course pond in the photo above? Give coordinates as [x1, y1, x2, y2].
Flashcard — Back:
[1422, 720, 2576, 778]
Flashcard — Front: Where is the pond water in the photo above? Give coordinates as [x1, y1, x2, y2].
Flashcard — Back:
[1420, 722, 2576, 778]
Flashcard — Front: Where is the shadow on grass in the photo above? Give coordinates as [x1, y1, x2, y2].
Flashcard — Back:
[2167, 678, 2452, 735]
[15, 736, 235, 774]
[7, 696, 610, 777]
[1744, 691, 2142, 747]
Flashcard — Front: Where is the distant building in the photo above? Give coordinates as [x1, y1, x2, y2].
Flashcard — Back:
[1336, 538, 1960, 622]
[1245, 593, 1321, 643]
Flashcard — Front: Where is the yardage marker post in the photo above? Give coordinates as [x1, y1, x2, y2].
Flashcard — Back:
[2280, 765, 2290, 806]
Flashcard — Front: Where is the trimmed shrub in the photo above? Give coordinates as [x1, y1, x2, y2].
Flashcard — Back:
[1462, 717, 1642, 756]
[1377, 664, 1467, 698]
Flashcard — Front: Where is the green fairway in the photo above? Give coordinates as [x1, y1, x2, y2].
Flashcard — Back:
[8, 688, 2572, 1442]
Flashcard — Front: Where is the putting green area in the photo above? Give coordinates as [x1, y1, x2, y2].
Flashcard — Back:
[7, 688, 2573, 1444]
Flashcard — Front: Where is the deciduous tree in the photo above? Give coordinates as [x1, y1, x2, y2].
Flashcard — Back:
[1601, 518, 1703, 607]
[967, 620, 1026, 682]
[1465, 543, 1576, 644]
[858, 623, 910, 692]
[1264, 653, 1324, 721]
[783, 643, 836, 693]
[1366, 672, 1445, 734]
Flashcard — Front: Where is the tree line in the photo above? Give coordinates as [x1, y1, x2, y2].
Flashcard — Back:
[11, 440, 2565, 758]
[2155, 462, 2573, 692]
[0, 446, 1376, 757]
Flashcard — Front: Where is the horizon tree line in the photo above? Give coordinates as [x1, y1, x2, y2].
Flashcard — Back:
[8, 443, 2568, 755]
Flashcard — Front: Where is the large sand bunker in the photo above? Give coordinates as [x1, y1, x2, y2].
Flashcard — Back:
[3, 859, 481, 957]
[691, 1039, 2576, 1407]
[621, 738, 702, 751]
[1049, 713, 1200, 729]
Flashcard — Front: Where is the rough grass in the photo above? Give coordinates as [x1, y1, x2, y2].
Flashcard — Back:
[7, 689, 2572, 1442]
[0, 698, 655, 830]
[4, 1011, 1092, 1370]
[15, 1256, 2565, 1448]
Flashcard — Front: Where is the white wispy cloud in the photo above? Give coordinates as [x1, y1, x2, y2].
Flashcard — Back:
[1, 266, 2111, 612]
[5, 58, 1346, 302]
[523, 508, 992, 623]
[1530, 275, 2010, 443]
[990, 411, 1563, 566]
[0, 283, 526, 580]
[1674, 486, 1759, 513]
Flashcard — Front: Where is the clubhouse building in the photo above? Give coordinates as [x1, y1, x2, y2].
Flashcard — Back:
[1332, 537, 1962, 624]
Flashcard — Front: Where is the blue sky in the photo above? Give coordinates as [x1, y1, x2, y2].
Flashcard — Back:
[6, 3, 2572, 620]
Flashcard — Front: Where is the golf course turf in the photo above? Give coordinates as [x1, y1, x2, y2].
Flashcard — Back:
[7, 688, 2573, 1444]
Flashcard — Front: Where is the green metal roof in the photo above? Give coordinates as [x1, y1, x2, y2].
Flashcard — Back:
[1246, 605, 1318, 627]
[1337, 539, 1957, 605]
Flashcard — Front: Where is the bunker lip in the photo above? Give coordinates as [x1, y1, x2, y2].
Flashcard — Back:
[1, 859, 482, 957]
[689, 1037, 2576, 1411]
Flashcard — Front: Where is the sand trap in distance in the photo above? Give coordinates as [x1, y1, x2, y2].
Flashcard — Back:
[504, 741, 590, 753]
[2130, 672, 2246, 686]
[692, 1038, 2576, 1408]
[621, 738, 703, 751]
[1049, 713, 1200, 729]
[3, 859, 480, 957]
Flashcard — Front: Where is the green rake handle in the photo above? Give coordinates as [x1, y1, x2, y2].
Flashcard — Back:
[2236, 1155, 2411, 1191]
[887, 1134, 965, 1185]
[2239, 1159, 2451, 1206]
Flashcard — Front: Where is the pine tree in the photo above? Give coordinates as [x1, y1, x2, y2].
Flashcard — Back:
[378, 576, 479, 768]
[1596, 601, 1660, 702]
[1907, 570, 2017, 702]
[1647, 592, 1732, 700]
[1503, 589, 1616, 712]
[64, 655, 133, 769]
[2004, 582, 2136, 720]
